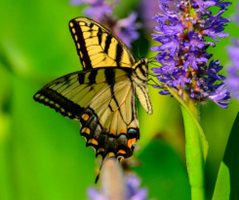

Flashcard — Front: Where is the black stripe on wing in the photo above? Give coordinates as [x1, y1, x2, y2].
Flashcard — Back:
[104, 35, 112, 55]
[33, 88, 84, 119]
[115, 43, 123, 67]
[69, 20, 93, 69]
[69, 17, 136, 70]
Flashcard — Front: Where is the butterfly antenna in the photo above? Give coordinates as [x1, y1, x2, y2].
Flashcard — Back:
[130, 43, 138, 60]
[149, 62, 161, 67]
[147, 77, 161, 87]
[148, 72, 156, 76]
[137, 39, 141, 59]
[147, 56, 156, 64]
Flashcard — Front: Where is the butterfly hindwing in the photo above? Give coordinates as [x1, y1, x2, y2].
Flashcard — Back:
[69, 17, 136, 70]
[34, 68, 140, 159]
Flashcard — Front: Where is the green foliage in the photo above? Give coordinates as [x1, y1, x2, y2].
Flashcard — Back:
[212, 112, 239, 200]
[135, 140, 191, 200]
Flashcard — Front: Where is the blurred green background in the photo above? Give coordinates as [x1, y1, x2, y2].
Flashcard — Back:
[0, 0, 239, 199]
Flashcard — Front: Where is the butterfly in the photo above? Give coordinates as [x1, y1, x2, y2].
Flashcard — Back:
[33, 17, 152, 172]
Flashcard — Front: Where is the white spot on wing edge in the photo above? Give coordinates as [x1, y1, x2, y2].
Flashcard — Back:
[34, 93, 40, 98]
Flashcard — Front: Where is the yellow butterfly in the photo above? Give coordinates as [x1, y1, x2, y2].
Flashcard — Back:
[34, 17, 152, 167]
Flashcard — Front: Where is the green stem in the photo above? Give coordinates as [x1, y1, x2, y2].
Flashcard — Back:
[181, 103, 205, 200]
[164, 85, 208, 200]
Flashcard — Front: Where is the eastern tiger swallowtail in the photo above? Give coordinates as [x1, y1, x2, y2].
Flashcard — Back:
[33, 17, 152, 173]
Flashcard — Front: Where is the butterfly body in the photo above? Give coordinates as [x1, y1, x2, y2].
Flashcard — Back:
[34, 17, 152, 163]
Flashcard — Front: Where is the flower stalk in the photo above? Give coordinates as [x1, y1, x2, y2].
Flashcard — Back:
[87, 158, 151, 200]
[181, 102, 205, 200]
[166, 85, 208, 200]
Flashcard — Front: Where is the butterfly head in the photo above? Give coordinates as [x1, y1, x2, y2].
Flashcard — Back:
[132, 57, 149, 81]
[140, 57, 148, 65]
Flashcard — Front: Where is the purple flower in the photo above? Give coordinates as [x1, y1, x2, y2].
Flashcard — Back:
[71, 0, 114, 22]
[232, 4, 239, 22]
[151, 0, 231, 108]
[70, 0, 140, 47]
[113, 12, 141, 48]
[214, 0, 232, 8]
[87, 174, 151, 200]
[194, 0, 216, 10]
[125, 174, 150, 200]
[152, 35, 180, 54]
[140, 0, 161, 33]
[184, 51, 208, 70]
[207, 83, 231, 108]
[172, 70, 191, 89]
[182, 32, 205, 51]
[86, 158, 151, 200]
[152, 53, 177, 74]
[205, 60, 226, 81]
[226, 4, 239, 100]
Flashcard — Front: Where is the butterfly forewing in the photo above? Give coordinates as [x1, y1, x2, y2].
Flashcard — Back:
[69, 17, 136, 70]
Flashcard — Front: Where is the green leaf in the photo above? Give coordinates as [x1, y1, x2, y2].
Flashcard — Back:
[0, 0, 84, 80]
[212, 112, 239, 200]
[135, 140, 191, 200]
[137, 85, 182, 152]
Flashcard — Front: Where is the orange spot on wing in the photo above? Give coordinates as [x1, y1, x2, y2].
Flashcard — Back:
[82, 114, 89, 121]
[91, 139, 98, 146]
[81, 127, 90, 135]
[117, 149, 126, 155]
[103, 127, 108, 132]
[110, 128, 116, 135]
[128, 138, 137, 148]
[85, 128, 90, 134]
[119, 128, 126, 134]
[108, 152, 115, 157]
[88, 138, 98, 146]
[97, 148, 104, 153]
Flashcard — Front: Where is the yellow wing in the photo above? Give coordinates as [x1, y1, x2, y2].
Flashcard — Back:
[69, 17, 136, 70]
[33, 68, 139, 159]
